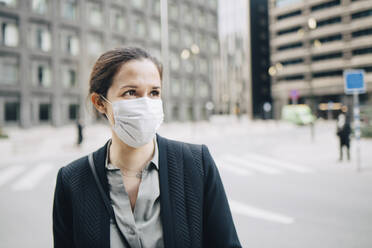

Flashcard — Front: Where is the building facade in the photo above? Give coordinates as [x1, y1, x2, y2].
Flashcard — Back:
[217, 0, 252, 117]
[0, 0, 219, 128]
[268, 0, 372, 119]
[217, 0, 271, 119]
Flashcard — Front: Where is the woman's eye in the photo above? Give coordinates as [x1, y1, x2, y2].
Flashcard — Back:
[150, 90, 160, 97]
[123, 90, 136, 96]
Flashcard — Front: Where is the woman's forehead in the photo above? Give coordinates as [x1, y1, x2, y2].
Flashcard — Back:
[112, 59, 161, 87]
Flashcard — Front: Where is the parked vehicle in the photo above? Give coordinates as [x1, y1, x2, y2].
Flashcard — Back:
[281, 104, 315, 125]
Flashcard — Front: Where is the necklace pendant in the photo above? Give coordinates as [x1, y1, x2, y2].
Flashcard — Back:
[135, 172, 142, 179]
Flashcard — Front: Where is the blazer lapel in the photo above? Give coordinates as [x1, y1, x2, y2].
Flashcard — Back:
[157, 134, 176, 248]
[91, 141, 111, 248]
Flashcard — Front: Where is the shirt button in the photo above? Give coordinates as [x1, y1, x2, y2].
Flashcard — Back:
[127, 226, 136, 235]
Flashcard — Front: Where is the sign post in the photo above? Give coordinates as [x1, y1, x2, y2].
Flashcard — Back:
[290, 90, 299, 105]
[344, 70, 366, 172]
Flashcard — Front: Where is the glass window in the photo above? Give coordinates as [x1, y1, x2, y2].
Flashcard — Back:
[0, 56, 18, 85]
[209, 0, 218, 9]
[131, 0, 145, 9]
[153, 0, 160, 16]
[62, 0, 77, 20]
[197, 9, 207, 27]
[88, 1, 103, 27]
[199, 81, 209, 98]
[184, 58, 194, 73]
[277, 10, 302, 20]
[63, 66, 77, 88]
[311, 0, 340, 12]
[69, 104, 79, 120]
[133, 16, 146, 37]
[210, 37, 219, 54]
[0, 0, 16, 7]
[199, 58, 208, 75]
[207, 12, 216, 29]
[352, 9, 372, 20]
[39, 103, 51, 121]
[111, 9, 126, 32]
[150, 21, 161, 42]
[1, 21, 19, 47]
[32, 0, 48, 14]
[181, 3, 193, 24]
[183, 29, 193, 47]
[33, 61, 51, 87]
[169, 26, 179, 46]
[352, 28, 372, 38]
[170, 52, 180, 71]
[88, 33, 103, 55]
[168, 3, 178, 20]
[185, 81, 194, 97]
[66, 34, 79, 55]
[35, 26, 51, 51]
[5, 102, 19, 122]
[171, 77, 181, 96]
[276, 0, 302, 7]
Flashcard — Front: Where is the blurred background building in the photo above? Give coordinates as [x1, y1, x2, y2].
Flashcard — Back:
[268, 0, 372, 119]
[217, 0, 271, 119]
[0, 0, 219, 128]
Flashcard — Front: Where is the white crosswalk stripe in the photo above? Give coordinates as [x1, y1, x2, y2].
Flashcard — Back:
[0, 165, 26, 187]
[214, 159, 254, 176]
[214, 153, 314, 176]
[243, 154, 313, 173]
[222, 155, 283, 174]
[11, 163, 54, 191]
[229, 199, 294, 224]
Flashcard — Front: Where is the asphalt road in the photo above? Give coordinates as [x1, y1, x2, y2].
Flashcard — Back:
[1, 120, 371, 248]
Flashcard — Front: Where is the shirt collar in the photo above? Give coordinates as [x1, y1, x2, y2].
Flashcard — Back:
[105, 138, 159, 171]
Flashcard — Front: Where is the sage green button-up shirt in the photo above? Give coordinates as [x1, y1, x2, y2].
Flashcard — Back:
[105, 139, 164, 248]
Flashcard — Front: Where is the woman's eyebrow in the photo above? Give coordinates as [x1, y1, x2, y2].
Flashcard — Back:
[119, 85, 137, 89]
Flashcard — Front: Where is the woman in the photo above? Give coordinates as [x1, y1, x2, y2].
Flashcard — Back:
[53, 47, 241, 248]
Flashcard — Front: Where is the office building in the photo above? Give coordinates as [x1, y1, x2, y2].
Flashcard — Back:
[0, 0, 219, 127]
[217, 0, 271, 119]
[268, 0, 372, 118]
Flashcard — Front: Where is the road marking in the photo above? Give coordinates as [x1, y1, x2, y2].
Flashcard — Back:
[214, 159, 253, 176]
[243, 154, 313, 173]
[229, 200, 294, 224]
[12, 163, 54, 191]
[0, 166, 25, 188]
[223, 155, 282, 174]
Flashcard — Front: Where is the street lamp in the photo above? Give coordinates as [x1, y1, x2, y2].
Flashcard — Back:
[191, 44, 200, 55]
[181, 49, 191, 60]
[308, 18, 317, 30]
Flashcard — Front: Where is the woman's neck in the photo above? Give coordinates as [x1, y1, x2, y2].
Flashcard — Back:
[109, 131, 155, 172]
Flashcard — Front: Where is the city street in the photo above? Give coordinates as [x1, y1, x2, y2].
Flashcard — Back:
[0, 117, 372, 248]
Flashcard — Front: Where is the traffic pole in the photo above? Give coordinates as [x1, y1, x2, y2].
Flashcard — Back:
[353, 91, 361, 172]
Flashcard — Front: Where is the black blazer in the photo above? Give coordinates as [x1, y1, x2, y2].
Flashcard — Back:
[53, 134, 241, 248]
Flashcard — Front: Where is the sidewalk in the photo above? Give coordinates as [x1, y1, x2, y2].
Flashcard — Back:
[0, 116, 371, 170]
[0, 116, 285, 165]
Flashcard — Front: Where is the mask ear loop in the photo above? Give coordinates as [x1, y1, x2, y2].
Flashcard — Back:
[100, 95, 115, 126]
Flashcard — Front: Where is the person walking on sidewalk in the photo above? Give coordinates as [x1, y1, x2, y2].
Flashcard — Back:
[336, 106, 352, 161]
[76, 119, 84, 146]
[53, 47, 241, 248]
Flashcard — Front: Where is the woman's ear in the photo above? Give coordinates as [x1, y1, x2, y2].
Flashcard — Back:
[91, 93, 107, 114]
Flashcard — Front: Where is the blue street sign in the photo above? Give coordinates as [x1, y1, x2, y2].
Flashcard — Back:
[344, 70, 366, 95]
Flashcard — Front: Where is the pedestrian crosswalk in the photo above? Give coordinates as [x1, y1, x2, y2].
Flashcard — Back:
[0, 153, 314, 192]
[0, 163, 58, 192]
[215, 153, 314, 176]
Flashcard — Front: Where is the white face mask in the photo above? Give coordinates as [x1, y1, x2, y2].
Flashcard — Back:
[102, 96, 164, 148]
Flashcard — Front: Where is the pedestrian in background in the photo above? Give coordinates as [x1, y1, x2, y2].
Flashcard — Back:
[336, 106, 351, 161]
[76, 119, 83, 146]
[53, 47, 241, 248]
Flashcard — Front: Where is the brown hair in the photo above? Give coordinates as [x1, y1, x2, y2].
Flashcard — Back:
[89, 47, 162, 98]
